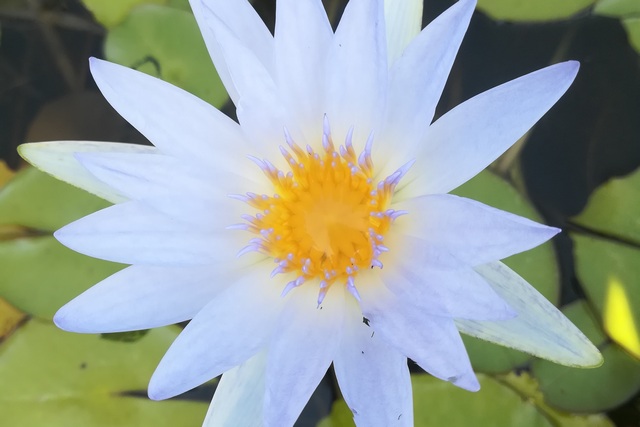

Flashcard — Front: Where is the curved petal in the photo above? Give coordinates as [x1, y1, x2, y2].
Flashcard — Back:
[380, 244, 515, 320]
[392, 194, 559, 265]
[325, 0, 387, 151]
[378, 0, 475, 177]
[359, 272, 480, 391]
[384, 0, 423, 64]
[18, 141, 154, 203]
[74, 151, 251, 227]
[204, 350, 267, 427]
[274, 0, 333, 143]
[264, 284, 345, 426]
[148, 261, 282, 400]
[55, 201, 243, 266]
[205, 12, 297, 161]
[189, 0, 274, 104]
[456, 261, 603, 367]
[399, 61, 580, 197]
[55, 263, 252, 333]
[333, 297, 413, 426]
[89, 59, 255, 178]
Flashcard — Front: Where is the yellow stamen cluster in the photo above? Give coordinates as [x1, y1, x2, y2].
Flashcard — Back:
[236, 124, 408, 303]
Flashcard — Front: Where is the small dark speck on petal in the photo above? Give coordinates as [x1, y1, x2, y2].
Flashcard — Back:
[362, 317, 370, 326]
[398, 414, 402, 420]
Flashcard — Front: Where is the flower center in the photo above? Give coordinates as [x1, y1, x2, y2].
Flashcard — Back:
[234, 118, 410, 304]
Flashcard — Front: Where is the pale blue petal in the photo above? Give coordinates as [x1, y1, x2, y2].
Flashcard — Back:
[55, 201, 241, 266]
[456, 261, 603, 367]
[189, 0, 273, 104]
[325, 0, 387, 151]
[399, 61, 580, 197]
[18, 141, 153, 203]
[203, 351, 267, 427]
[55, 264, 243, 333]
[274, 0, 333, 143]
[334, 297, 413, 426]
[359, 273, 480, 391]
[384, 0, 423, 64]
[149, 261, 281, 400]
[378, 0, 475, 177]
[89, 58, 251, 175]
[264, 285, 344, 426]
[392, 194, 559, 265]
[204, 12, 299, 162]
[74, 151, 251, 227]
[380, 243, 515, 320]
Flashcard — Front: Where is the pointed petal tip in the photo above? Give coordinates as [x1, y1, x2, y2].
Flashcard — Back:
[540, 224, 561, 241]
[52, 227, 67, 245]
[16, 142, 35, 163]
[147, 373, 176, 401]
[458, 0, 478, 12]
[52, 307, 71, 331]
[565, 59, 580, 73]
[552, 59, 580, 83]
[565, 341, 604, 369]
[88, 56, 107, 75]
[450, 372, 480, 392]
[53, 304, 89, 333]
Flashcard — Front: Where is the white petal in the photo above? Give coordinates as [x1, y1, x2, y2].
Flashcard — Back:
[204, 350, 267, 427]
[325, 0, 387, 150]
[456, 261, 603, 367]
[264, 284, 345, 426]
[18, 141, 154, 203]
[381, 245, 515, 320]
[359, 272, 480, 391]
[55, 201, 242, 266]
[88, 59, 257, 177]
[333, 297, 412, 426]
[54, 264, 247, 333]
[189, 0, 273, 104]
[378, 0, 475, 176]
[204, 12, 296, 161]
[274, 0, 333, 142]
[392, 194, 559, 265]
[384, 0, 423, 64]
[399, 61, 580, 197]
[149, 261, 282, 400]
[74, 151, 249, 227]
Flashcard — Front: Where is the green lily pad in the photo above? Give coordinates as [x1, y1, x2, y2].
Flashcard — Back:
[81, 0, 166, 29]
[499, 371, 614, 427]
[0, 298, 26, 342]
[104, 4, 228, 108]
[0, 167, 110, 232]
[622, 18, 640, 54]
[0, 167, 121, 319]
[532, 300, 640, 412]
[572, 233, 640, 359]
[0, 320, 207, 426]
[572, 168, 640, 246]
[452, 170, 560, 373]
[594, 0, 640, 17]
[0, 236, 123, 320]
[319, 374, 551, 427]
[477, 0, 595, 22]
[0, 161, 14, 188]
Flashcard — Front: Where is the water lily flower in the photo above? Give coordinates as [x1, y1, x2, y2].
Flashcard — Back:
[20, 0, 602, 425]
